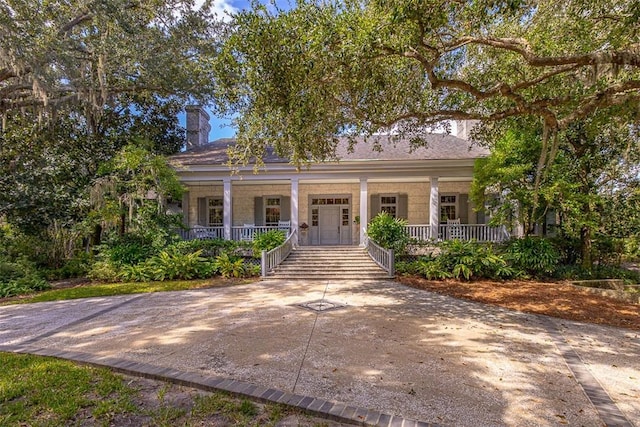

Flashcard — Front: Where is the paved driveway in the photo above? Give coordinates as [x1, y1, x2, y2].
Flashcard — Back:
[1, 279, 638, 426]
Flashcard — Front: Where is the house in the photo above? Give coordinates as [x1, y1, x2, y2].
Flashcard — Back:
[169, 106, 509, 246]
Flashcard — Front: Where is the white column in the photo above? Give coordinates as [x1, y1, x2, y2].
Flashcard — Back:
[223, 177, 232, 240]
[430, 177, 439, 240]
[359, 178, 368, 246]
[290, 178, 299, 244]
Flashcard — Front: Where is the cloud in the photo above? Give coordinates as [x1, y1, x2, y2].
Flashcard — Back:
[195, 0, 238, 20]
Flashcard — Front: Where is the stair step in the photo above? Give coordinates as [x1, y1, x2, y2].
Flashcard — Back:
[265, 274, 391, 279]
[265, 245, 391, 281]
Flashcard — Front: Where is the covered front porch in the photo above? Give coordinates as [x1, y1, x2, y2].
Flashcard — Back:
[176, 175, 510, 244]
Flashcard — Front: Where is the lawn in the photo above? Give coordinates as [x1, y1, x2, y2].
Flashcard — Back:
[0, 352, 331, 427]
[0, 277, 253, 306]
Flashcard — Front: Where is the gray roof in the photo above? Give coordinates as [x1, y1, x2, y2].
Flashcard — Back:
[170, 134, 488, 166]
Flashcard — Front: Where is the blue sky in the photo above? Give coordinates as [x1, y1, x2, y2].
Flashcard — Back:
[181, 0, 294, 140]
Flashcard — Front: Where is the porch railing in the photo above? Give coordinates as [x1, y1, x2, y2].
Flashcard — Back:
[403, 224, 510, 243]
[261, 229, 297, 278]
[177, 226, 224, 240]
[405, 224, 433, 241]
[179, 226, 291, 241]
[232, 225, 290, 241]
[364, 236, 395, 277]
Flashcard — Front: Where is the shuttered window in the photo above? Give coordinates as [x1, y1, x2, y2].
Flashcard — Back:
[255, 196, 291, 225]
[370, 193, 408, 220]
[265, 197, 281, 226]
[208, 198, 223, 226]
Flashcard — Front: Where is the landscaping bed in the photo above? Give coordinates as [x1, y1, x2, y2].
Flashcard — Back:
[397, 276, 640, 330]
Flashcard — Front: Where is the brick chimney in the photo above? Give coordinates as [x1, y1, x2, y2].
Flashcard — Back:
[185, 105, 211, 149]
[455, 120, 480, 140]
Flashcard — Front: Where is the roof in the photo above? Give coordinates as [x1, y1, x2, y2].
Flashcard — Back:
[169, 134, 488, 166]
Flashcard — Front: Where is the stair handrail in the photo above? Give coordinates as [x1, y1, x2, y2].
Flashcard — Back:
[364, 235, 395, 277]
[261, 229, 298, 278]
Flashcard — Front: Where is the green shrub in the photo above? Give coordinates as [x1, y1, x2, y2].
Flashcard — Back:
[244, 262, 262, 277]
[395, 260, 424, 275]
[106, 241, 155, 266]
[0, 225, 53, 268]
[45, 252, 93, 280]
[548, 236, 581, 265]
[409, 241, 519, 281]
[168, 239, 239, 257]
[252, 230, 286, 258]
[144, 249, 215, 281]
[419, 258, 453, 280]
[87, 260, 121, 282]
[213, 253, 246, 278]
[118, 263, 154, 282]
[505, 237, 559, 277]
[552, 264, 640, 284]
[0, 257, 50, 298]
[367, 212, 410, 254]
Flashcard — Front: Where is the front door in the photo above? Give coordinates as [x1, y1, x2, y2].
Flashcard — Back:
[319, 206, 340, 245]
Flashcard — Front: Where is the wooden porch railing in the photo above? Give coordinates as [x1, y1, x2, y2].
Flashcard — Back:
[403, 224, 510, 243]
[364, 236, 395, 277]
[261, 229, 297, 278]
[177, 226, 224, 240]
[179, 226, 291, 241]
[231, 225, 290, 241]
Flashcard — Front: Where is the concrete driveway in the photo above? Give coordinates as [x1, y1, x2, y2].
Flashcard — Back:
[1, 279, 638, 426]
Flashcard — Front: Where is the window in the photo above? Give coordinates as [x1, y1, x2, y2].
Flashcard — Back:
[311, 197, 349, 205]
[208, 198, 223, 226]
[342, 208, 350, 226]
[380, 195, 397, 218]
[440, 195, 457, 222]
[265, 197, 281, 226]
[312, 208, 319, 226]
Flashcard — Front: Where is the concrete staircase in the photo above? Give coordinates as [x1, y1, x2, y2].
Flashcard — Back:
[264, 246, 391, 280]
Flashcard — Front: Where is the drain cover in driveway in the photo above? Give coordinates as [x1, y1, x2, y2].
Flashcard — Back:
[296, 299, 346, 313]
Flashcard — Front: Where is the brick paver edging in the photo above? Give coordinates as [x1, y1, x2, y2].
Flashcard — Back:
[0, 345, 438, 427]
[539, 317, 635, 427]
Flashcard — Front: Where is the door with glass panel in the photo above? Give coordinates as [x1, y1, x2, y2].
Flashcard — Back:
[310, 196, 351, 245]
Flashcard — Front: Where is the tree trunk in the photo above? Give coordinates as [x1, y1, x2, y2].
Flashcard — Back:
[580, 225, 592, 270]
[90, 224, 102, 248]
[119, 213, 126, 236]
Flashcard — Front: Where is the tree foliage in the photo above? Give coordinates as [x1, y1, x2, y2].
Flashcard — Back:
[472, 115, 640, 267]
[214, 0, 640, 165]
[1, 0, 220, 118]
[0, 98, 185, 235]
[89, 143, 185, 238]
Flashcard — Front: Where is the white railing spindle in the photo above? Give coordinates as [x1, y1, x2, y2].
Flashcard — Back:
[261, 230, 297, 278]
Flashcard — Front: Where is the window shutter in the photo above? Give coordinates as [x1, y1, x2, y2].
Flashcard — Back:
[459, 194, 469, 224]
[197, 197, 207, 226]
[398, 194, 408, 220]
[369, 194, 380, 221]
[182, 191, 190, 226]
[254, 197, 264, 226]
[476, 210, 486, 225]
[280, 196, 291, 221]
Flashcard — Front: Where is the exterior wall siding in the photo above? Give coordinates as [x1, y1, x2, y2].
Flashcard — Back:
[183, 180, 475, 230]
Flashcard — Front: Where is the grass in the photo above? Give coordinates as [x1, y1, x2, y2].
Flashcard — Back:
[0, 352, 136, 426]
[1, 277, 254, 306]
[0, 352, 329, 426]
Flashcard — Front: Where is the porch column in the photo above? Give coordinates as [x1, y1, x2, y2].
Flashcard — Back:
[359, 177, 368, 246]
[290, 178, 299, 244]
[430, 177, 439, 240]
[223, 177, 232, 240]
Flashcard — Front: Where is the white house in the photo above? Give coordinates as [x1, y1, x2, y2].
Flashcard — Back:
[170, 106, 508, 245]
